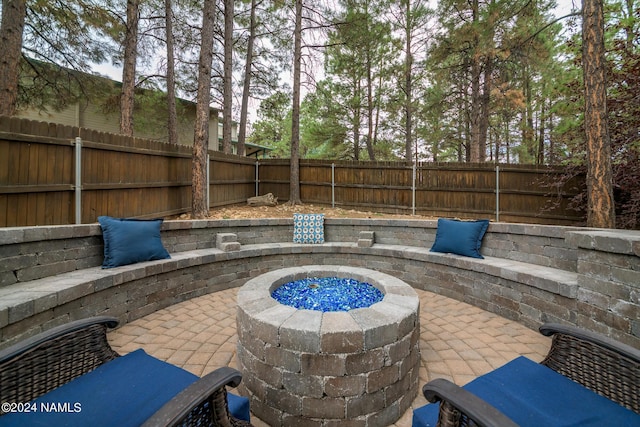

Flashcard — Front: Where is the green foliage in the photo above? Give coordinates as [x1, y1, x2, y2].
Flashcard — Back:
[248, 91, 292, 156]
[10, 0, 120, 112]
[321, 0, 396, 160]
[131, 86, 189, 139]
[23, 0, 119, 69]
[299, 82, 349, 159]
[427, 0, 565, 163]
[17, 58, 110, 112]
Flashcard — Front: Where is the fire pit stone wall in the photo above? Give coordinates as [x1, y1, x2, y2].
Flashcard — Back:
[236, 265, 420, 427]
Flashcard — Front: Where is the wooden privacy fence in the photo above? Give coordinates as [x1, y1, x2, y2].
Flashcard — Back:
[257, 159, 585, 225]
[0, 116, 256, 227]
[0, 116, 585, 227]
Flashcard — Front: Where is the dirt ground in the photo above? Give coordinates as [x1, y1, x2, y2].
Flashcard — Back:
[171, 202, 435, 221]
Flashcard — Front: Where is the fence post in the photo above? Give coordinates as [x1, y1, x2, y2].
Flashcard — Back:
[255, 161, 259, 197]
[206, 153, 210, 208]
[495, 165, 500, 222]
[412, 163, 416, 216]
[331, 163, 335, 208]
[74, 137, 82, 224]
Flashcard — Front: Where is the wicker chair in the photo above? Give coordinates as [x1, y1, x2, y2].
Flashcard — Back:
[419, 323, 640, 427]
[0, 316, 252, 427]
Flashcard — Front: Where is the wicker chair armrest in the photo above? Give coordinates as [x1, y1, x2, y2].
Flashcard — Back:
[422, 378, 518, 427]
[539, 323, 640, 363]
[0, 316, 119, 363]
[142, 366, 252, 427]
[0, 316, 120, 406]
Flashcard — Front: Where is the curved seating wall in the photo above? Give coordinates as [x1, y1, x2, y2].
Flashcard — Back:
[0, 219, 638, 350]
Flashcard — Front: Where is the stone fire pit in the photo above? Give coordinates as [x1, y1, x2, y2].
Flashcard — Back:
[236, 265, 420, 426]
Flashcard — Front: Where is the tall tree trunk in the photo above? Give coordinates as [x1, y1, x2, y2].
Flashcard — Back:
[165, 0, 178, 145]
[365, 52, 375, 161]
[469, 0, 481, 163]
[537, 95, 546, 165]
[353, 79, 361, 160]
[479, 56, 493, 162]
[505, 123, 511, 164]
[373, 59, 382, 148]
[222, 0, 234, 154]
[192, 0, 216, 218]
[120, 0, 139, 136]
[238, 0, 257, 157]
[582, 0, 615, 228]
[523, 67, 535, 158]
[470, 66, 481, 163]
[0, 0, 27, 116]
[500, 116, 508, 163]
[478, 0, 495, 162]
[289, 0, 302, 205]
[455, 76, 467, 162]
[623, 0, 634, 52]
[549, 112, 556, 164]
[404, 0, 413, 162]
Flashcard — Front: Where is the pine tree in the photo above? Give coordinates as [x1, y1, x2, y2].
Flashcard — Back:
[165, 0, 178, 145]
[582, 0, 615, 227]
[222, 0, 234, 154]
[192, 0, 216, 218]
[289, 0, 303, 205]
[120, 0, 140, 136]
[0, 0, 27, 116]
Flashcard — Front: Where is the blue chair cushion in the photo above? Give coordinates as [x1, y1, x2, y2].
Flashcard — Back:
[412, 356, 640, 427]
[228, 392, 251, 422]
[0, 349, 250, 427]
[293, 213, 325, 244]
[430, 218, 489, 258]
[98, 216, 170, 268]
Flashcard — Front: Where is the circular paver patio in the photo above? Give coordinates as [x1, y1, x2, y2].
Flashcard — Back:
[108, 287, 551, 427]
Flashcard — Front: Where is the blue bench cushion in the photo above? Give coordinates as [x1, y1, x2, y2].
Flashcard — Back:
[413, 356, 640, 427]
[0, 349, 250, 426]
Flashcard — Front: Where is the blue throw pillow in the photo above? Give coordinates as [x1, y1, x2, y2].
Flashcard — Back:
[430, 218, 489, 259]
[293, 213, 325, 244]
[98, 216, 170, 268]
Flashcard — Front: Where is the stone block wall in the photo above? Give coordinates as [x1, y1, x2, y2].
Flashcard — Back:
[0, 226, 103, 287]
[568, 230, 640, 344]
[0, 218, 579, 290]
[1, 219, 638, 349]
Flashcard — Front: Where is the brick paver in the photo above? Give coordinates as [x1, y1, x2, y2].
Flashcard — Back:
[108, 287, 550, 427]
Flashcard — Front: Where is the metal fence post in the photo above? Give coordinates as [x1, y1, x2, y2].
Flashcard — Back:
[496, 165, 500, 222]
[206, 153, 210, 208]
[74, 137, 82, 224]
[332, 163, 335, 208]
[412, 163, 416, 216]
[255, 161, 259, 197]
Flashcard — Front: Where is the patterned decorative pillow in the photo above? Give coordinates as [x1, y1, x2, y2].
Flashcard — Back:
[293, 213, 325, 244]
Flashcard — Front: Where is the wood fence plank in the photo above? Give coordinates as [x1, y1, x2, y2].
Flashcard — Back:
[0, 141, 9, 184]
[0, 117, 586, 227]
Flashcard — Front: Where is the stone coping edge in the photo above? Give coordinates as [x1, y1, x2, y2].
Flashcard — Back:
[0, 218, 587, 245]
[0, 242, 576, 329]
[237, 265, 419, 351]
